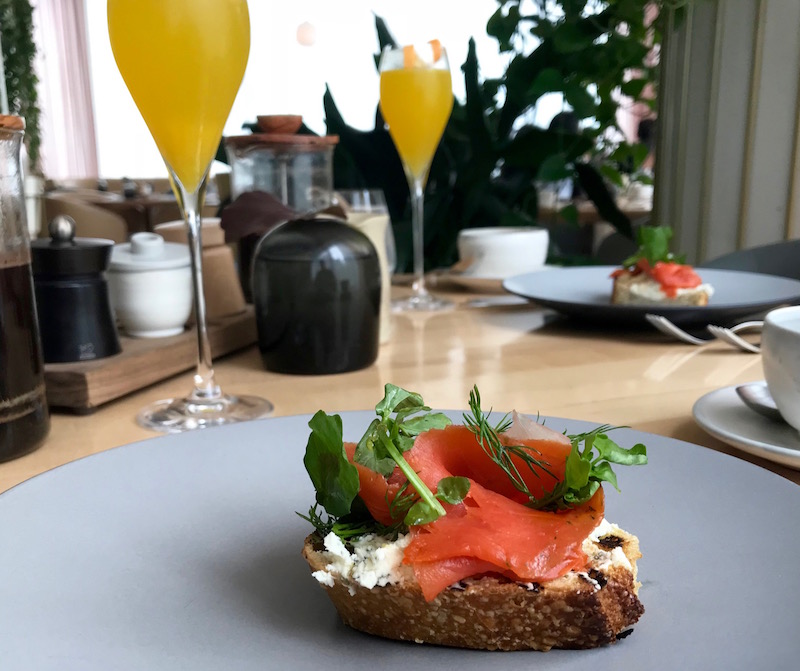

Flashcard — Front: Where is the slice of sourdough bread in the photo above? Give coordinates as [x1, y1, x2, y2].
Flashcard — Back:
[302, 525, 644, 651]
[612, 272, 710, 306]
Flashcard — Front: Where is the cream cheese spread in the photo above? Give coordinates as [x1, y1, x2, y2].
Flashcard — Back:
[311, 532, 412, 593]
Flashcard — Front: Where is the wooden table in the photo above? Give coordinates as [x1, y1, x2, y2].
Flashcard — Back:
[2, 287, 795, 494]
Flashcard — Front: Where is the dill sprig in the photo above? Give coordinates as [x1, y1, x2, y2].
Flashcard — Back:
[463, 387, 555, 498]
[463, 386, 648, 511]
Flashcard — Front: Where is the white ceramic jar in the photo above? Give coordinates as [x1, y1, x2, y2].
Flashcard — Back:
[108, 232, 192, 338]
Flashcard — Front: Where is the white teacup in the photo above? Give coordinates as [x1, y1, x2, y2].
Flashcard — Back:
[456, 226, 549, 279]
[761, 305, 800, 431]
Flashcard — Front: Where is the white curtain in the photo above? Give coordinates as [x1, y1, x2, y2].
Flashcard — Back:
[33, 0, 98, 179]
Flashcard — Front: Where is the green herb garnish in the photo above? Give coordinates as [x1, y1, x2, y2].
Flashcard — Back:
[303, 411, 359, 517]
[621, 225, 686, 268]
[463, 386, 647, 511]
[302, 384, 460, 539]
[302, 384, 646, 541]
[463, 387, 555, 493]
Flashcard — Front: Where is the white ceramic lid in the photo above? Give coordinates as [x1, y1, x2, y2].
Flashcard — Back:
[109, 232, 190, 272]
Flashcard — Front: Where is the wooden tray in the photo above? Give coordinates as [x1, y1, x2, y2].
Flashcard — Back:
[44, 307, 257, 412]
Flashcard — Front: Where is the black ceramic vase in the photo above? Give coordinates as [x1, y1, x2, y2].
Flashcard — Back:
[252, 217, 381, 374]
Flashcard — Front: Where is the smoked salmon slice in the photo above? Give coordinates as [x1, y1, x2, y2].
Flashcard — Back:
[350, 424, 605, 602]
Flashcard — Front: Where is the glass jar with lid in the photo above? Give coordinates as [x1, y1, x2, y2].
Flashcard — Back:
[224, 115, 338, 213]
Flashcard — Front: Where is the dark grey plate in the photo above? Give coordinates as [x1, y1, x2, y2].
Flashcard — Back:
[503, 266, 800, 326]
[1, 411, 799, 669]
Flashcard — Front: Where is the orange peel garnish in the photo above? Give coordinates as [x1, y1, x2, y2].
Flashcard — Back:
[403, 45, 417, 69]
[429, 39, 442, 63]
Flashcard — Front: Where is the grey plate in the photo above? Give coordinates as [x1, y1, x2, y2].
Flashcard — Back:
[693, 384, 800, 470]
[503, 266, 800, 326]
[1, 411, 799, 669]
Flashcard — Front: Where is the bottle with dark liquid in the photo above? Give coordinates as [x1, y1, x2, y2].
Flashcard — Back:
[0, 115, 49, 461]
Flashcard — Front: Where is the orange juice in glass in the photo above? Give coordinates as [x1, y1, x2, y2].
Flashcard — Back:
[379, 42, 453, 311]
[108, 0, 272, 431]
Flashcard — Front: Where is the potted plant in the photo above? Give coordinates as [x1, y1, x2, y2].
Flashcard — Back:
[0, 0, 44, 235]
[326, 1, 667, 271]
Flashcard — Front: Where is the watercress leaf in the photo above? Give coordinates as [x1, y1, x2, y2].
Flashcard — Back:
[401, 412, 452, 436]
[405, 499, 441, 526]
[376, 384, 424, 417]
[394, 404, 431, 425]
[395, 434, 416, 453]
[564, 480, 600, 505]
[593, 434, 648, 465]
[564, 443, 591, 490]
[355, 419, 396, 476]
[436, 476, 471, 504]
[304, 411, 360, 517]
[591, 460, 619, 490]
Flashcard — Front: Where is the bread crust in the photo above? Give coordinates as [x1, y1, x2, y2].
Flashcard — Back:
[302, 528, 644, 651]
[612, 271, 709, 306]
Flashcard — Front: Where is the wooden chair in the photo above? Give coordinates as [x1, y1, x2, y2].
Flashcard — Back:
[43, 194, 128, 243]
[701, 239, 800, 280]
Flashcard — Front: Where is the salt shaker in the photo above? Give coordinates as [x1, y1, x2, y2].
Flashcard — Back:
[0, 114, 49, 461]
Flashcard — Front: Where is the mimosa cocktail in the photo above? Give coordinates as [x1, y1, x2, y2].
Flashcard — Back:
[108, 0, 249, 192]
[108, 0, 272, 431]
[380, 68, 452, 179]
[379, 42, 453, 311]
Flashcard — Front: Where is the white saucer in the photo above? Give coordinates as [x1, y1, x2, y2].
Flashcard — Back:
[693, 384, 800, 470]
[438, 264, 558, 294]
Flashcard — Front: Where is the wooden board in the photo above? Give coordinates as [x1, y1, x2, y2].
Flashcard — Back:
[44, 307, 257, 412]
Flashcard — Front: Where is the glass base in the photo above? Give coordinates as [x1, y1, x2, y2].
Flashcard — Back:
[392, 292, 454, 312]
[136, 393, 273, 433]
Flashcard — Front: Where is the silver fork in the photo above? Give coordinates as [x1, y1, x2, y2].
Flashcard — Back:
[707, 322, 762, 353]
[645, 313, 763, 352]
[645, 313, 711, 345]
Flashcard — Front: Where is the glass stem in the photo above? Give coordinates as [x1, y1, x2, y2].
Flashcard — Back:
[409, 177, 428, 297]
[177, 180, 221, 401]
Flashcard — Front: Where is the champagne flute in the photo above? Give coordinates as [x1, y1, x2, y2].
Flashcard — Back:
[379, 41, 453, 311]
[108, 0, 272, 431]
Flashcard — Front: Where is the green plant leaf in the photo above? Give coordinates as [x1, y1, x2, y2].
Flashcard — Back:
[621, 78, 649, 99]
[590, 460, 619, 490]
[404, 499, 441, 526]
[402, 413, 452, 436]
[537, 152, 571, 181]
[303, 411, 360, 517]
[600, 164, 625, 188]
[593, 435, 649, 465]
[529, 67, 564, 99]
[564, 81, 596, 119]
[436, 476, 471, 505]
[559, 202, 579, 226]
[487, 3, 521, 52]
[553, 22, 594, 54]
[564, 443, 592, 490]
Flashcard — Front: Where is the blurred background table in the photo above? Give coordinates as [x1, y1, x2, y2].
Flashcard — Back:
[1, 285, 795, 494]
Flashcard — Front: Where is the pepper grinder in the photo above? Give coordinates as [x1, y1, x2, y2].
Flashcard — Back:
[31, 215, 121, 363]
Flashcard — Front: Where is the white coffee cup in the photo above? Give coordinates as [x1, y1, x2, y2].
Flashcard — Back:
[761, 305, 800, 431]
[456, 226, 549, 279]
